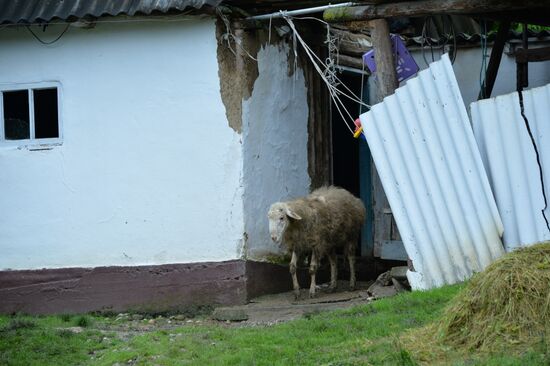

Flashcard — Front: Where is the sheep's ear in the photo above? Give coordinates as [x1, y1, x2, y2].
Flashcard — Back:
[285, 208, 302, 220]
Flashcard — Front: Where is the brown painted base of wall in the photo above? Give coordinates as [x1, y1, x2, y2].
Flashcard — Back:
[0, 257, 380, 315]
[0, 260, 328, 315]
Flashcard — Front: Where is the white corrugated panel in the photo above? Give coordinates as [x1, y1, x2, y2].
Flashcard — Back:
[471, 84, 550, 251]
[360, 54, 505, 290]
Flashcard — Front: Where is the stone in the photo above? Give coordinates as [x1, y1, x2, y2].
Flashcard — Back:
[211, 307, 249, 322]
[375, 271, 392, 286]
[390, 266, 408, 281]
[392, 278, 409, 293]
[367, 282, 398, 299]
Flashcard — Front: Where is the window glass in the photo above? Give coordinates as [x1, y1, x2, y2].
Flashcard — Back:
[34, 88, 59, 139]
[3, 90, 30, 140]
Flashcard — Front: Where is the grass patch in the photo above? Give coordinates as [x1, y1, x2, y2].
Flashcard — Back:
[0, 314, 116, 366]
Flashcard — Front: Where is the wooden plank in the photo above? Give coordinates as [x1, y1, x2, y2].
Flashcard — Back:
[336, 53, 365, 70]
[516, 46, 550, 63]
[331, 28, 372, 56]
[380, 240, 408, 261]
[368, 19, 400, 258]
[369, 19, 398, 97]
[478, 20, 511, 100]
[323, 0, 547, 22]
[305, 40, 332, 189]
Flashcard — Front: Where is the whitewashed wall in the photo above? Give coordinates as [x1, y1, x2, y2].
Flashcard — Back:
[0, 19, 245, 269]
[242, 43, 310, 260]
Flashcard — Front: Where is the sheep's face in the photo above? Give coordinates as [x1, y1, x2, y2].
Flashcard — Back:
[268, 202, 302, 245]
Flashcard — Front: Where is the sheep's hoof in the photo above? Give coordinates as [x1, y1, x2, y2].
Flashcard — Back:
[293, 290, 301, 300]
[308, 290, 317, 299]
[349, 282, 356, 292]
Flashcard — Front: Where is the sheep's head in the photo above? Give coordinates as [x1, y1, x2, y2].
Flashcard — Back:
[268, 202, 302, 245]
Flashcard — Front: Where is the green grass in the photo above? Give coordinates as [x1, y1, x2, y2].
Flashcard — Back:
[0, 284, 547, 365]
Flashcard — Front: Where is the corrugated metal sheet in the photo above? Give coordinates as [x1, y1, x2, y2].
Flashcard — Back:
[0, 0, 221, 25]
[360, 53, 505, 290]
[471, 84, 550, 251]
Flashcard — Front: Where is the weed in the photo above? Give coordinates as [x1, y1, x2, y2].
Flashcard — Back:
[2, 318, 36, 332]
[59, 314, 72, 322]
[56, 329, 74, 338]
[75, 315, 91, 327]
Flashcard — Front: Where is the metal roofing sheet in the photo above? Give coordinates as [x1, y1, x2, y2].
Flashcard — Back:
[0, 0, 221, 25]
[360, 53, 505, 290]
[471, 84, 550, 251]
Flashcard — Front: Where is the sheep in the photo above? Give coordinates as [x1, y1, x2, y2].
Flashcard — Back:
[268, 186, 366, 299]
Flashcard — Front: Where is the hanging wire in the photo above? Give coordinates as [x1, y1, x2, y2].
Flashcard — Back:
[216, 8, 258, 61]
[420, 16, 458, 66]
[281, 14, 371, 135]
[479, 20, 488, 98]
[284, 14, 369, 108]
[26, 24, 70, 45]
[282, 15, 355, 134]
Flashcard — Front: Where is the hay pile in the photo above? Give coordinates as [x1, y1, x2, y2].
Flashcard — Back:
[404, 242, 550, 360]
[439, 242, 550, 351]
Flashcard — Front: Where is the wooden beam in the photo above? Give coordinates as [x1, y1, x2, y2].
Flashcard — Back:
[369, 19, 400, 259]
[323, 0, 547, 22]
[331, 28, 372, 56]
[516, 46, 550, 63]
[336, 53, 366, 70]
[370, 19, 398, 98]
[478, 20, 511, 100]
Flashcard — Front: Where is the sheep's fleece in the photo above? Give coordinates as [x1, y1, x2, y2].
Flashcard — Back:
[268, 186, 366, 299]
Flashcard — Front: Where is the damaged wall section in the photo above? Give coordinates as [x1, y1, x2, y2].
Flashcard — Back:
[241, 38, 311, 261]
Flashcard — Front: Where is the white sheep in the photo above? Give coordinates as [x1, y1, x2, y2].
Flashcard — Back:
[268, 186, 366, 299]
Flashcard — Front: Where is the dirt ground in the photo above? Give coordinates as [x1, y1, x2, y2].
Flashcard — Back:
[212, 280, 375, 325]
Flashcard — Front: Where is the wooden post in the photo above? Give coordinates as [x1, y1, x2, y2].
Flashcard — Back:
[368, 19, 400, 258]
[478, 20, 510, 100]
[369, 19, 399, 99]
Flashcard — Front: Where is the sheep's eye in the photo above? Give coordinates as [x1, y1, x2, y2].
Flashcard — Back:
[279, 217, 284, 221]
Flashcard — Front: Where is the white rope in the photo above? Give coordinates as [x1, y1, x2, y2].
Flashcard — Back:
[217, 9, 257, 61]
[289, 15, 370, 108]
[282, 14, 371, 135]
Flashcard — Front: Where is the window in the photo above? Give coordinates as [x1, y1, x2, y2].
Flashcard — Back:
[1, 83, 61, 145]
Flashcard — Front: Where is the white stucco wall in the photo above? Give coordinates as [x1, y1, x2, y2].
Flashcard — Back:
[0, 19, 245, 269]
[410, 46, 550, 107]
[242, 43, 310, 260]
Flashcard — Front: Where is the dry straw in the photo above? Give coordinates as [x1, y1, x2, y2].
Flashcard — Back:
[403, 242, 550, 362]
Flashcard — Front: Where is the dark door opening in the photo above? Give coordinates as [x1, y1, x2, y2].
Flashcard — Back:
[330, 70, 373, 259]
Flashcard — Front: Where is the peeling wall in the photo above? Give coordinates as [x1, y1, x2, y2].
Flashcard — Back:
[242, 42, 311, 260]
[0, 19, 245, 269]
[216, 21, 260, 133]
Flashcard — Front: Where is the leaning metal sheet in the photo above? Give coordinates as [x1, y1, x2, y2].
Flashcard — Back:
[360, 54, 504, 290]
[471, 84, 550, 251]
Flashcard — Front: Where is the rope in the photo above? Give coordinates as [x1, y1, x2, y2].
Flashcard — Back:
[282, 14, 371, 135]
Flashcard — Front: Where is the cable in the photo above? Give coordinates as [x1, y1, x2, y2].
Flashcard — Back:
[26, 24, 69, 45]
[518, 90, 550, 234]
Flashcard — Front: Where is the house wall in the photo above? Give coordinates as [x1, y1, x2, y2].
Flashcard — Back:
[0, 18, 245, 270]
[410, 46, 550, 107]
[242, 43, 311, 260]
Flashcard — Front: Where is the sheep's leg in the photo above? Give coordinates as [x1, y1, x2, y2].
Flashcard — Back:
[309, 251, 319, 298]
[290, 251, 300, 300]
[328, 251, 338, 292]
[348, 249, 356, 291]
